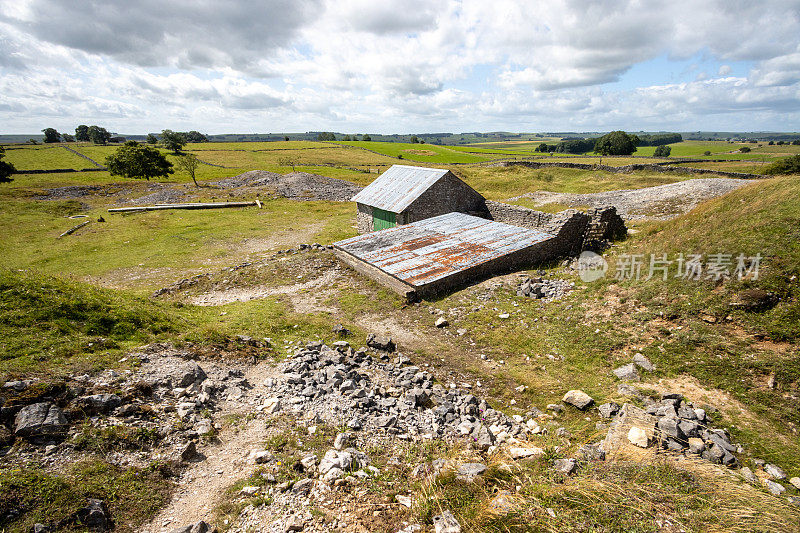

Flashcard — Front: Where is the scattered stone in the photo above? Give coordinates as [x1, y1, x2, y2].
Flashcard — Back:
[285, 515, 304, 532]
[687, 438, 705, 455]
[486, 490, 516, 515]
[263, 398, 282, 414]
[75, 498, 110, 531]
[433, 510, 461, 533]
[498, 313, 510, 319]
[764, 463, 787, 480]
[788, 496, 800, 508]
[740, 467, 759, 485]
[789, 477, 800, 490]
[435, 317, 449, 328]
[250, 450, 273, 464]
[178, 361, 207, 387]
[507, 444, 545, 460]
[456, 463, 487, 482]
[627, 426, 649, 448]
[613, 363, 641, 382]
[180, 441, 197, 462]
[765, 479, 785, 496]
[547, 403, 564, 413]
[332, 324, 351, 337]
[633, 353, 655, 372]
[14, 402, 69, 439]
[598, 402, 620, 419]
[396, 494, 412, 507]
[169, 522, 211, 533]
[366, 334, 395, 352]
[562, 390, 594, 410]
[578, 444, 605, 461]
[292, 478, 314, 494]
[334, 432, 354, 451]
[553, 458, 576, 474]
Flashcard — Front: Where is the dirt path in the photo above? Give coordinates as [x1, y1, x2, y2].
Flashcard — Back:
[190, 268, 340, 307]
[141, 362, 279, 533]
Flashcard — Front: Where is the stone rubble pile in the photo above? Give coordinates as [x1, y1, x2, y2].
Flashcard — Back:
[270, 339, 535, 450]
[516, 277, 573, 300]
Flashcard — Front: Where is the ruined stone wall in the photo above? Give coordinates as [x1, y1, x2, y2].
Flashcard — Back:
[356, 203, 373, 233]
[485, 200, 554, 228]
[404, 173, 488, 224]
[485, 200, 624, 255]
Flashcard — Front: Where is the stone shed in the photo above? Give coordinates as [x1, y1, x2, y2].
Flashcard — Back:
[351, 165, 487, 233]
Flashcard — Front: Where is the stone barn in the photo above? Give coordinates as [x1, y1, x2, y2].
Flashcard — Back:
[351, 165, 487, 233]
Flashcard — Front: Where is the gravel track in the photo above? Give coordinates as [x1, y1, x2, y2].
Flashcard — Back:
[508, 177, 755, 220]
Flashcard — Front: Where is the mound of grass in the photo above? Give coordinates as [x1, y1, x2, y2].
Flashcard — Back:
[0, 269, 177, 379]
[0, 460, 173, 532]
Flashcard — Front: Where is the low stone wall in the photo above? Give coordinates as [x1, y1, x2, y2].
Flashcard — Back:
[13, 167, 106, 174]
[485, 200, 625, 255]
[496, 160, 762, 180]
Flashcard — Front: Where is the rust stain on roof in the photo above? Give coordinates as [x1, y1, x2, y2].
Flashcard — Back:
[334, 212, 556, 287]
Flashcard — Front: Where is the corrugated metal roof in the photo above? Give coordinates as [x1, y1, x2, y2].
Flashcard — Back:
[350, 165, 449, 213]
[334, 212, 555, 287]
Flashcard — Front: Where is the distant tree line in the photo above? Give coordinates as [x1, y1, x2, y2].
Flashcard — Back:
[636, 133, 683, 146]
[534, 132, 683, 156]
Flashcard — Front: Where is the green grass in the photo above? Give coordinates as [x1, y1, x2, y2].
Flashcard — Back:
[0, 460, 174, 532]
[1, 145, 97, 171]
[333, 141, 491, 164]
[0, 269, 178, 379]
[0, 197, 355, 290]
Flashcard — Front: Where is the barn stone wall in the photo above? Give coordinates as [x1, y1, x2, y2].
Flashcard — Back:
[404, 173, 487, 224]
[356, 203, 373, 233]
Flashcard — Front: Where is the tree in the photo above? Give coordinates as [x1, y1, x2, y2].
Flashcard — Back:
[409, 135, 420, 144]
[185, 130, 208, 143]
[316, 132, 336, 141]
[61, 133, 75, 142]
[362, 134, 371, 141]
[0, 146, 16, 183]
[105, 141, 174, 181]
[175, 153, 200, 186]
[768, 141, 775, 145]
[75, 125, 90, 142]
[703, 151, 711, 156]
[278, 156, 299, 171]
[535, 142, 549, 152]
[342, 134, 352, 141]
[764, 155, 800, 175]
[284, 136, 289, 141]
[87, 125, 111, 145]
[42, 128, 61, 143]
[146, 133, 158, 145]
[160, 129, 187, 153]
[792, 140, 800, 146]
[653, 145, 672, 157]
[739, 146, 751, 153]
[593, 131, 639, 156]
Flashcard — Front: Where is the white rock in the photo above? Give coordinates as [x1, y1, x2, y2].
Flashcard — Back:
[627, 426, 649, 448]
[263, 397, 282, 414]
[396, 494, 412, 507]
[507, 445, 545, 459]
[498, 313, 510, 319]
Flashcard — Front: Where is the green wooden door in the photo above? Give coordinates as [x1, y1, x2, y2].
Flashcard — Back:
[373, 208, 396, 231]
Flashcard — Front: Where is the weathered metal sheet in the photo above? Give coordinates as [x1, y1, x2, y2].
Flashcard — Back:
[350, 165, 449, 213]
[334, 212, 556, 287]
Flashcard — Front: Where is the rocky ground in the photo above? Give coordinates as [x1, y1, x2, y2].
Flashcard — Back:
[507, 177, 752, 220]
[4, 328, 797, 532]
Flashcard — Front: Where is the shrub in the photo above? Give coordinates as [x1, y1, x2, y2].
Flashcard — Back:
[764, 154, 800, 175]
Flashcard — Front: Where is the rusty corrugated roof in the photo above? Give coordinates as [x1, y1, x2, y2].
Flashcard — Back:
[350, 165, 449, 213]
[334, 212, 556, 287]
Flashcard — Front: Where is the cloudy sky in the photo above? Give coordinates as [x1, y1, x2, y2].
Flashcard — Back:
[1, 0, 799, 134]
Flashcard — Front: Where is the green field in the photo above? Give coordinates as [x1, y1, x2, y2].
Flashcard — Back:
[2, 140, 799, 531]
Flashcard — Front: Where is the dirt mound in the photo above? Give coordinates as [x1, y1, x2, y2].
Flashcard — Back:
[213, 170, 363, 201]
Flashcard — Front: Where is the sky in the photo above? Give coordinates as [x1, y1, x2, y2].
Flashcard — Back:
[1, 0, 800, 135]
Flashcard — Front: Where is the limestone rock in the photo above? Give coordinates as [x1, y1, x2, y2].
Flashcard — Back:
[456, 463, 486, 482]
[435, 317, 449, 328]
[764, 463, 787, 480]
[14, 402, 69, 439]
[632, 353, 655, 372]
[598, 402, 620, 419]
[366, 334, 395, 352]
[613, 363, 641, 382]
[562, 390, 594, 410]
[627, 426, 649, 448]
[789, 477, 800, 490]
[553, 458, 576, 474]
[740, 466, 759, 485]
[765, 479, 785, 496]
[433, 510, 461, 533]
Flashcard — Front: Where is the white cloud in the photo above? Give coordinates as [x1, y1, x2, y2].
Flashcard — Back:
[0, 0, 799, 132]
